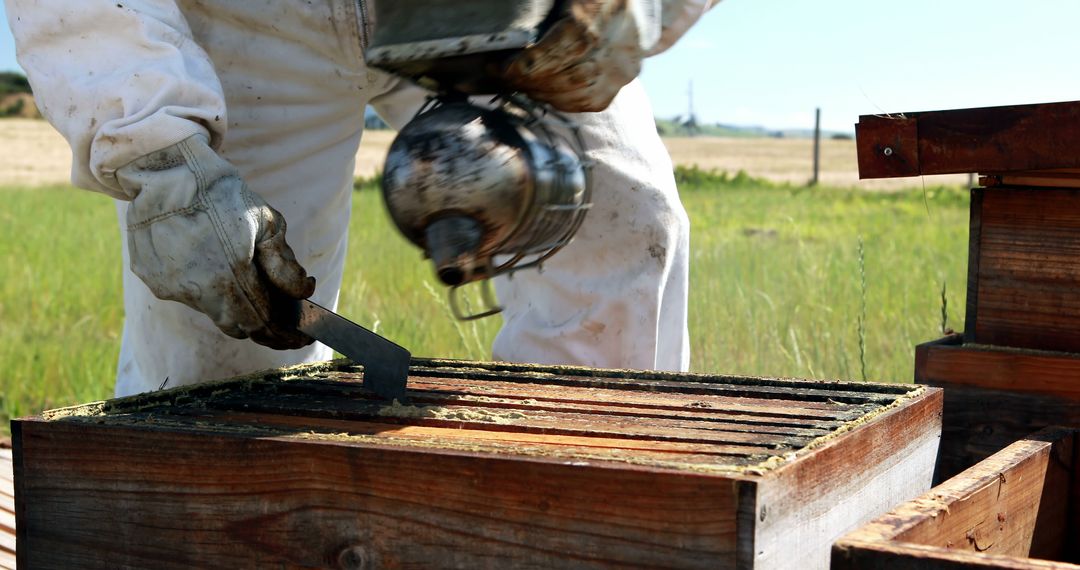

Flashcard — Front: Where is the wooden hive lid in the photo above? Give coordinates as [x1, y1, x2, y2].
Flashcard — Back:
[856, 100, 1080, 182]
[42, 358, 926, 476]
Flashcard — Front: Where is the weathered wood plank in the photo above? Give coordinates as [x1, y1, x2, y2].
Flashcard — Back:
[751, 388, 942, 570]
[964, 190, 983, 345]
[832, 427, 1080, 570]
[856, 101, 1080, 179]
[16, 418, 742, 569]
[966, 186, 1080, 352]
[982, 170, 1080, 189]
[917, 337, 1080, 401]
[842, 429, 1070, 557]
[0, 448, 14, 570]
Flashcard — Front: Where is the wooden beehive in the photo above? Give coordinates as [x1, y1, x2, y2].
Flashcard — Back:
[856, 100, 1080, 481]
[832, 426, 1080, 569]
[14, 359, 941, 569]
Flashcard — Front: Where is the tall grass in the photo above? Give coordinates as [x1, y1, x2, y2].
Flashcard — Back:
[680, 172, 968, 381]
[0, 189, 123, 420]
[0, 171, 969, 431]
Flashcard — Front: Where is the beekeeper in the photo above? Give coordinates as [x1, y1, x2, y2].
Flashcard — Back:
[5, 1, 715, 396]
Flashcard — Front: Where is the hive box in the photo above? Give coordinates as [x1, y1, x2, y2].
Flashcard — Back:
[14, 359, 941, 569]
[833, 426, 1080, 569]
[857, 101, 1080, 481]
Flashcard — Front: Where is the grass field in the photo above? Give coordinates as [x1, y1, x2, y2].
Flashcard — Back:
[0, 172, 970, 429]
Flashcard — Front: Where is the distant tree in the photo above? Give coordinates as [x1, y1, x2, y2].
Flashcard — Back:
[3, 98, 25, 117]
[0, 72, 31, 96]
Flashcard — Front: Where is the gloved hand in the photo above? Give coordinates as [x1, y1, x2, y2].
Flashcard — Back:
[501, 0, 663, 113]
[117, 134, 316, 350]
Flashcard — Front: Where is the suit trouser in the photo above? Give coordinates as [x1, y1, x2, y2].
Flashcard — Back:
[113, 0, 690, 397]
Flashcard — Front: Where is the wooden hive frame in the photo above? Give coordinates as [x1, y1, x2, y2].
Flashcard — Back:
[14, 358, 942, 569]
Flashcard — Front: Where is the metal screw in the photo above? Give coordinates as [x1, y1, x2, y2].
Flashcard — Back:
[337, 545, 370, 570]
[883, 147, 894, 157]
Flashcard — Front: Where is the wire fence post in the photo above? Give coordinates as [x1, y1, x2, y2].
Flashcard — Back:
[812, 107, 821, 187]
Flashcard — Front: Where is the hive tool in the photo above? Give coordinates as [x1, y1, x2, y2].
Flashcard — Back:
[283, 299, 411, 401]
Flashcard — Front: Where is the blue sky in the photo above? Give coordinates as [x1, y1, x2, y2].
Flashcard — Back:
[4, 1, 1079, 132]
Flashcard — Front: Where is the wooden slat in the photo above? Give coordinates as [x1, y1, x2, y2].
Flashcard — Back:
[856, 100, 1080, 179]
[403, 376, 873, 418]
[982, 170, 1080, 189]
[917, 336, 1080, 401]
[967, 186, 1080, 352]
[833, 427, 1079, 569]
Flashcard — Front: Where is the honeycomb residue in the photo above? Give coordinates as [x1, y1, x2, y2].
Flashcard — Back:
[377, 399, 528, 424]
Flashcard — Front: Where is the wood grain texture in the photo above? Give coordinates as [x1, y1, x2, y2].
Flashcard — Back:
[964, 189, 983, 345]
[0, 450, 13, 570]
[18, 421, 740, 569]
[14, 359, 939, 570]
[968, 186, 1080, 352]
[856, 101, 1080, 179]
[916, 336, 1080, 481]
[832, 427, 1080, 570]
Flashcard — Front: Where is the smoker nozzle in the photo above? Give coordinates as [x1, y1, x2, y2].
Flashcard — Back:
[424, 216, 486, 286]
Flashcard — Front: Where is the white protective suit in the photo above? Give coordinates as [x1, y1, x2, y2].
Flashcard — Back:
[6, 0, 712, 397]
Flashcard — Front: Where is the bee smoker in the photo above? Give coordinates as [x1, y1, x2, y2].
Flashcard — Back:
[363, 0, 593, 320]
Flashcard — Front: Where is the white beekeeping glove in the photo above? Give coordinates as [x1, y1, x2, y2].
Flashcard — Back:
[117, 135, 316, 350]
[502, 0, 712, 113]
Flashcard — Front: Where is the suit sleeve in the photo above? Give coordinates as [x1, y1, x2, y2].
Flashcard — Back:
[4, 0, 227, 199]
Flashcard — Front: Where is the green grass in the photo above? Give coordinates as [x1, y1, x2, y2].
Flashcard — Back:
[0, 171, 970, 430]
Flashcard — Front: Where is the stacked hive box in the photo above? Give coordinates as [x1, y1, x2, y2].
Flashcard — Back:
[856, 101, 1080, 480]
[14, 359, 941, 569]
